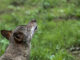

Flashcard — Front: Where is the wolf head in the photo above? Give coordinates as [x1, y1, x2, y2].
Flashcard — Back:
[1, 20, 37, 44]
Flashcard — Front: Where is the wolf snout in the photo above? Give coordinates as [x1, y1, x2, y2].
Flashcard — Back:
[30, 19, 37, 30]
[35, 26, 37, 30]
[31, 19, 36, 22]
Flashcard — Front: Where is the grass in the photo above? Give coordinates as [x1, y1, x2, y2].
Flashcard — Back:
[0, 20, 80, 60]
[0, 0, 80, 60]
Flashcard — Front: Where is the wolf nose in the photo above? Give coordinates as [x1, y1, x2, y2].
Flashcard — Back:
[31, 19, 36, 22]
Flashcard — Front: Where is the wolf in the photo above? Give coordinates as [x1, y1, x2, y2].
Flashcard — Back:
[0, 20, 37, 60]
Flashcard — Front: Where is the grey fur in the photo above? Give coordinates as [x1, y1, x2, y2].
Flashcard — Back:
[0, 20, 37, 60]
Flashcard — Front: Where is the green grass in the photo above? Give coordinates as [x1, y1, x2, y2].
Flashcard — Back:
[0, 0, 80, 60]
[0, 20, 80, 60]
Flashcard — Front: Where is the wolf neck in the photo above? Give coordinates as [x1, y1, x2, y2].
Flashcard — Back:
[5, 42, 31, 58]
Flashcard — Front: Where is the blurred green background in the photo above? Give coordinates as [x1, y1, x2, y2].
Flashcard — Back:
[0, 0, 80, 60]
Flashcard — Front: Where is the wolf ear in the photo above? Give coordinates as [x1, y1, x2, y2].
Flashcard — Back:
[1, 30, 12, 40]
